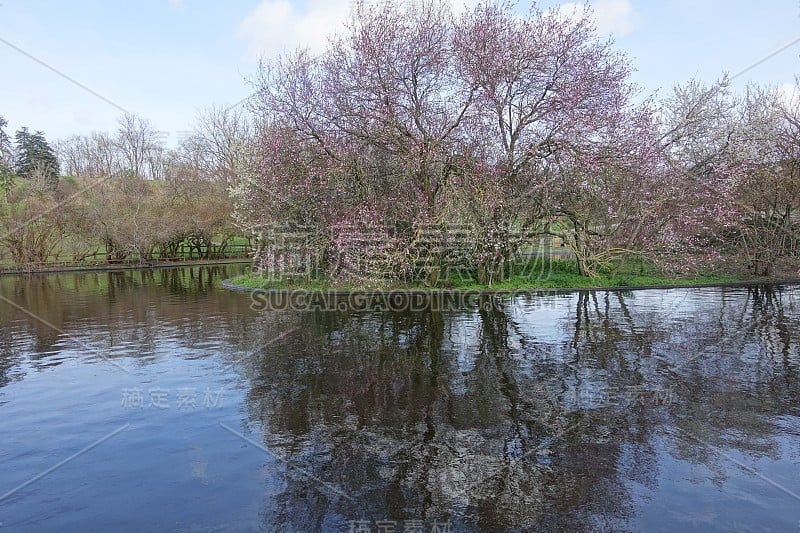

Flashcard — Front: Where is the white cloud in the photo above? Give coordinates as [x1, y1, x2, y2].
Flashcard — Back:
[236, 0, 486, 61]
[558, 0, 637, 36]
[236, 0, 351, 60]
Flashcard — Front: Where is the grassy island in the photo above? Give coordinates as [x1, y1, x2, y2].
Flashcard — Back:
[227, 257, 747, 293]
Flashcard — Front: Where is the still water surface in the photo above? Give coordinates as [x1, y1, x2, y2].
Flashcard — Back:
[0, 266, 798, 531]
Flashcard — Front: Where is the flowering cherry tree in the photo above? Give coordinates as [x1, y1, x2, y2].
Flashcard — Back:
[541, 103, 671, 277]
[234, 0, 798, 283]
[655, 79, 800, 275]
[456, 2, 667, 278]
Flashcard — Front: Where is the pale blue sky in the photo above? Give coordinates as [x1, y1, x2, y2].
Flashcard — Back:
[1, 0, 798, 144]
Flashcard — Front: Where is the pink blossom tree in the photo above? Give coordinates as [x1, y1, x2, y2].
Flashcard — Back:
[457, 2, 665, 278]
[655, 78, 800, 275]
[541, 103, 671, 277]
[244, 0, 479, 282]
[238, 0, 758, 283]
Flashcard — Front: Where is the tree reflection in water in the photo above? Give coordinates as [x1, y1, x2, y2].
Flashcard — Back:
[240, 286, 800, 531]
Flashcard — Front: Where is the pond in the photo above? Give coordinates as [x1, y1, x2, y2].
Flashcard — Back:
[0, 266, 798, 531]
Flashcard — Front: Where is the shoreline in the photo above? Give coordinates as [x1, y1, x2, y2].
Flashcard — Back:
[221, 276, 800, 296]
[0, 258, 252, 277]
